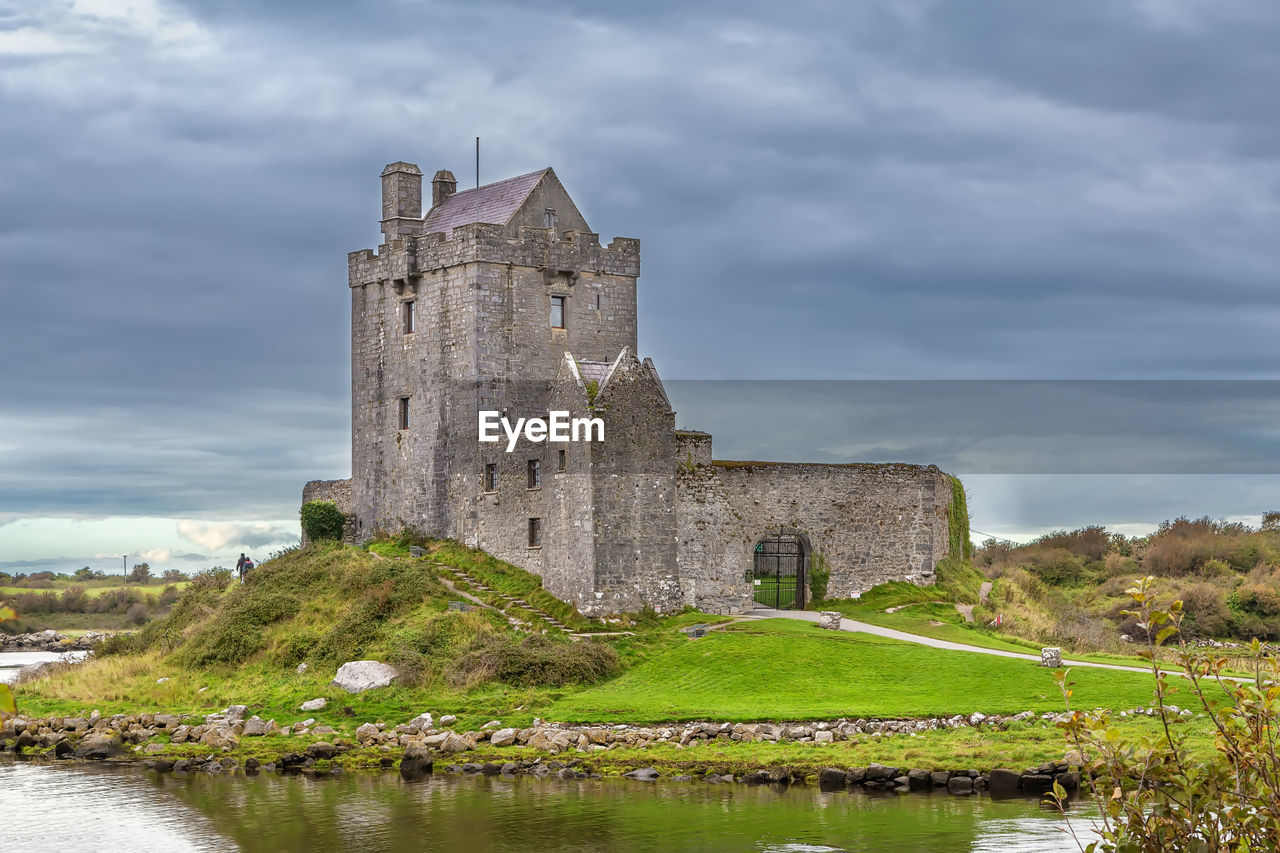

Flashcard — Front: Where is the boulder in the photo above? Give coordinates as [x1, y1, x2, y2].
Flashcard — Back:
[817, 768, 846, 790]
[439, 714, 457, 726]
[1040, 647, 1063, 668]
[299, 698, 327, 712]
[225, 705, 248, 722]
[297, 663, 308, 674]
[242, 717, 270, 737]
[813, 730, 834, 744]
[988, 768, 1021, 794]
[489, 727, 518, 748]
[355, 723, 380, 743]
[624, 767, 659, 781]
[906, 768, 932, 790]
[306, 741, 341, 759]
[400, 744, 434, 780]
[331, 661, 398, 694]
[438, 732, 473, 754]
[408, 712, 434, 731]
[947, 776, 974, 795]
[74, 733, 127, 760]
[817, 611, 842, 630]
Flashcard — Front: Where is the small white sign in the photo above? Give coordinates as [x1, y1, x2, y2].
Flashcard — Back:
[753, 579, 761, 586]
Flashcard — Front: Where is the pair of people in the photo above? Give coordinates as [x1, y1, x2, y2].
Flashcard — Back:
[236, 553, 255, 582]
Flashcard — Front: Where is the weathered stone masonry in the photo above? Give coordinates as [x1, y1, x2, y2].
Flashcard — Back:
[304, 160, 961, 615]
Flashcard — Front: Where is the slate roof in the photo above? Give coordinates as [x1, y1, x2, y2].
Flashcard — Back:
[421, 168, 549, 235]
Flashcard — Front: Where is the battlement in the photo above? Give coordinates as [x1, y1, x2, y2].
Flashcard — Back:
[348, 223, 640, 288]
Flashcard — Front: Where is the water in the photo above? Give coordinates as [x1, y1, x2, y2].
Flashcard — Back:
[0, 650, 87, 684]
[0, 761, 1102, 852]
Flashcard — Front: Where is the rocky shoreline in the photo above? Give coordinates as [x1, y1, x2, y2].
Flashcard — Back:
[2, 630, 112, 652]
[0, 705, 1092, 798]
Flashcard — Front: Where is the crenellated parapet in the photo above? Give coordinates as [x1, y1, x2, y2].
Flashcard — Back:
[348, 224, 640, 288]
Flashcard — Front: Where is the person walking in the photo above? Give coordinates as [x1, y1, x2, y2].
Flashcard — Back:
[236, 553, 247, 583]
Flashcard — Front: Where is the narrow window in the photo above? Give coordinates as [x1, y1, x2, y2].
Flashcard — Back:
[528, 458, 541, 489]
[398, 397, 410, 430]
[484, 463, 497, 492]
[544, 208, 557, 228]
[528, 517, 542, 547]
[550, 295, 565, 329]
[557, 449, 566, 472]
[403, 300, 415, 334]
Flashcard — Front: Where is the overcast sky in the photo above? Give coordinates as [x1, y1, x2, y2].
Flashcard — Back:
[4, 0, 1280, 574]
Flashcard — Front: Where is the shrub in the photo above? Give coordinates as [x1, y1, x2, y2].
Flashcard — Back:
[175, 586, 303, 667]
[126, 602, 148, 625]
[448, 633, 620, 688]
[1055, 578, 1280, 851]
[1179, 582, 1231, 637]
[127, 563, 152, 584]
[301, 500, 346, 542]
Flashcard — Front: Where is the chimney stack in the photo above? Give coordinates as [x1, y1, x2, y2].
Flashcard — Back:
[380, 161, 423, 241]
[432, 169, 457, 206]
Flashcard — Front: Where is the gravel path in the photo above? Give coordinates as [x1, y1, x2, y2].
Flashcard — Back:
[745, 608, 1164, 676]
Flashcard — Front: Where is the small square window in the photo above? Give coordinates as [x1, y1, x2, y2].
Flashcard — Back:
[550, 295, 565, 329]
[484, 463, 497, 492]
[403, 300, 415, 334]
[528, 458, 541, 489]
[398, 397, 410, 430]
[528, 517, 542, 547]
[557, 449, 566, 472]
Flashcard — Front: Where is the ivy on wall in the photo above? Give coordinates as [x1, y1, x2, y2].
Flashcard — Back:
[947, 476, 972, 561]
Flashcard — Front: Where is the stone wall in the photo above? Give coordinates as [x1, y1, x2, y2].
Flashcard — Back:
[583, 352, 682, 615]
[301, 478, 358, 544]
[676, 435, 952, 614]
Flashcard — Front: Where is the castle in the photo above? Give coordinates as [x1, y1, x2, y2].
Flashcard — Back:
[302, 161, 962, 615]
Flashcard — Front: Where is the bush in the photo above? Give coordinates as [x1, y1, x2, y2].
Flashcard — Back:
[301, 500, 346, 542]
[448, 633, 620, 688]
[127, 563, 152, 584]
[1055, 578, 1280, 851]
[126, 602, 148, 625]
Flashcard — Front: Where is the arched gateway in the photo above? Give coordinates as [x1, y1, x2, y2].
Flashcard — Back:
[750, 528, 809, 610]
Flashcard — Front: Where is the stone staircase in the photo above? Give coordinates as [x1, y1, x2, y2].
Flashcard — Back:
[434, 563, 570, 634]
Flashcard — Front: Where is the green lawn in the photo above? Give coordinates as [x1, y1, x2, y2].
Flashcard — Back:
[549, 618, 1159, 723]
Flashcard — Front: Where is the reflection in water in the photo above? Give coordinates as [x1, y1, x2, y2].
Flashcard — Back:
[0, 761, 1100, 853]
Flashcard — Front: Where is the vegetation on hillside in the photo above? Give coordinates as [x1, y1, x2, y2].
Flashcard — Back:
[1054, 577, 1280, 851]
[95, 541, 622, 694]
[975, 517, 1280, 652]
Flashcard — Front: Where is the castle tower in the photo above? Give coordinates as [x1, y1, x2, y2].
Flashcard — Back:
[348, 161, 643, 568]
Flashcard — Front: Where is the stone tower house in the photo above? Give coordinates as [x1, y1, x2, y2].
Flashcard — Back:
[304, 161, 962, 615]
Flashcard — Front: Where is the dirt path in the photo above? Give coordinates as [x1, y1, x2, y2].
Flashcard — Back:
[954, 581, 993, 624]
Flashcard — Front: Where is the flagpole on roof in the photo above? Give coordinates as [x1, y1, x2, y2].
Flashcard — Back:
[475, 136, 480, 223]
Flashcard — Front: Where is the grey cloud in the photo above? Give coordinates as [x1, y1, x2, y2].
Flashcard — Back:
[3, 0, 1280, 537]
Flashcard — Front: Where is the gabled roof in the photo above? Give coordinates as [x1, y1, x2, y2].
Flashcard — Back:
[421, 168, 549, 235]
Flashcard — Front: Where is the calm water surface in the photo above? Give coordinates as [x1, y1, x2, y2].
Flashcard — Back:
[0, 649, 86, 684]
[0, 760, 1101, 852]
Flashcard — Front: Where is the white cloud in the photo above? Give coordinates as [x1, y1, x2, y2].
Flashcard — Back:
[177, 520, 295, 551]
[137, 547, 172, 562]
